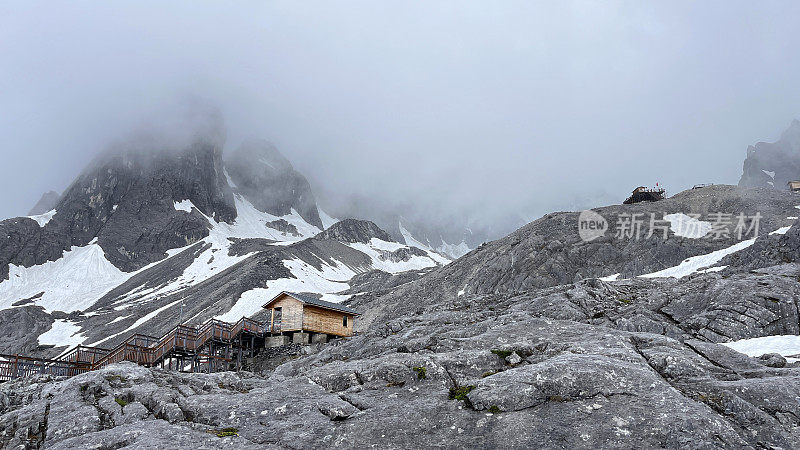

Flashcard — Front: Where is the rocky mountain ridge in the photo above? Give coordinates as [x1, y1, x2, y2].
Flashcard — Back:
[314, 219, 394, 244]
[739, 119, 800, 189]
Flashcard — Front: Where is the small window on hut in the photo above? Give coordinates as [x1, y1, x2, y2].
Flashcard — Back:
[343, 316, 348, 327]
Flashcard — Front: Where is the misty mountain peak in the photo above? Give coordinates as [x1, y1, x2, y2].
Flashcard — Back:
[28, 191, 60, 216]
[0, 135, 238, 275]
[780, 118, 800, 152]
[235, 139, 294, 172]
[226, 140, 323, 229]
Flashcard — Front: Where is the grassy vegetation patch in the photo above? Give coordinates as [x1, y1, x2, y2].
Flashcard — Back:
[490, 349, 513, 359]
[488, 405, 502, 414]
[448, 385, 476, 401]
[412, 366, 427, 380]
[114, 397, 129, 408]
[215, 427, 239, 438]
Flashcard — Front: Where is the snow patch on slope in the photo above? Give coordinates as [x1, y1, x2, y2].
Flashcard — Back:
[221, 196, 321, 240]
[93, 298, 186, 346]
[770, 226, 792, 235]
[437, 238, 471, 259]
[224, 168, 238, 189]
[286, 208, 324, 238]
[640, 239, 756, 279]
[174, 200, 194, 213]
[399, 222, 452, 265]
[347, 238, 442, 273]
[664, 213, 712, 239]
[27, 209, 56, 227]
[318, 208, 338, 230]
[599, 273, 621, 282]
[723, 335, 800, 363]
[38, 320, 86, 347]
[366, 238, 406, 252]
[0, 241, 131, 312]
[399, 222, 428, 249]
[762, 169, 776, 179]
[219, 195, 320, 241]
[216, 258, 353, 322]
[111, 195, 323, 310]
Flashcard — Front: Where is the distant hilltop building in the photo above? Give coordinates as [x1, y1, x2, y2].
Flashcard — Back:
[623, 185, 666, 204]
[788, 180, 800, 192]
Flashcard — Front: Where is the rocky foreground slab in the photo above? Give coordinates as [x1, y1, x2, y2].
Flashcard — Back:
[3, 274, 800, 449]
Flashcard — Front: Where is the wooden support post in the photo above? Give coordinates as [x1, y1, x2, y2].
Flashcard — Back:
[237, 334, 242, 371]
[208, 342, 213, 374]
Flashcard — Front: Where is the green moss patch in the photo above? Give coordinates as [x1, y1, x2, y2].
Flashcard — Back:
[412, 366, 427, 380]
[448, 385, 476, 402]
[215, 427, 239, 438]
[490, 349, 513, 359]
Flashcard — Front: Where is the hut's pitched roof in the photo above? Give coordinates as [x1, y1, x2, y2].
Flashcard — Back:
[262, 291, 360, 315]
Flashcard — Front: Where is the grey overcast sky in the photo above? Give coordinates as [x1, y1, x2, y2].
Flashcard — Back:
[1, 1, 799, 229]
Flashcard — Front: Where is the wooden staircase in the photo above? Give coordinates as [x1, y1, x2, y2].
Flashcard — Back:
[0, 317, 268, 382]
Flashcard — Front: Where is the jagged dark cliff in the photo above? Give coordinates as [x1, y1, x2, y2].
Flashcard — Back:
[739, 119, 800, 189]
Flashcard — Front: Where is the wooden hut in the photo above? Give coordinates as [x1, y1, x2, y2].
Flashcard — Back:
[787, 181, 800, 192]
[262, 292, 360, 345]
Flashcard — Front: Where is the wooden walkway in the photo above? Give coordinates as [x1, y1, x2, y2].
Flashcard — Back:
[0, 317, 267, 382]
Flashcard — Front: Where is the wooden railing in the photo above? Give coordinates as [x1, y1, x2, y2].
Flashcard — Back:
[0, 353, 89, 382]
[58, 345, 112, 366]
[1, 316, 268, 382]
[91, 317, 266, 370]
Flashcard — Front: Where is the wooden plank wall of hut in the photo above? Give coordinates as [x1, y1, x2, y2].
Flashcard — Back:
[270, 296, 304, 331]
[302, 305, 354, 337]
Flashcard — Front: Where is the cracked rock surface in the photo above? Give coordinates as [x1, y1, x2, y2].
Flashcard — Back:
[3, 180, 800, 447]
[4, 269, 800, 449]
